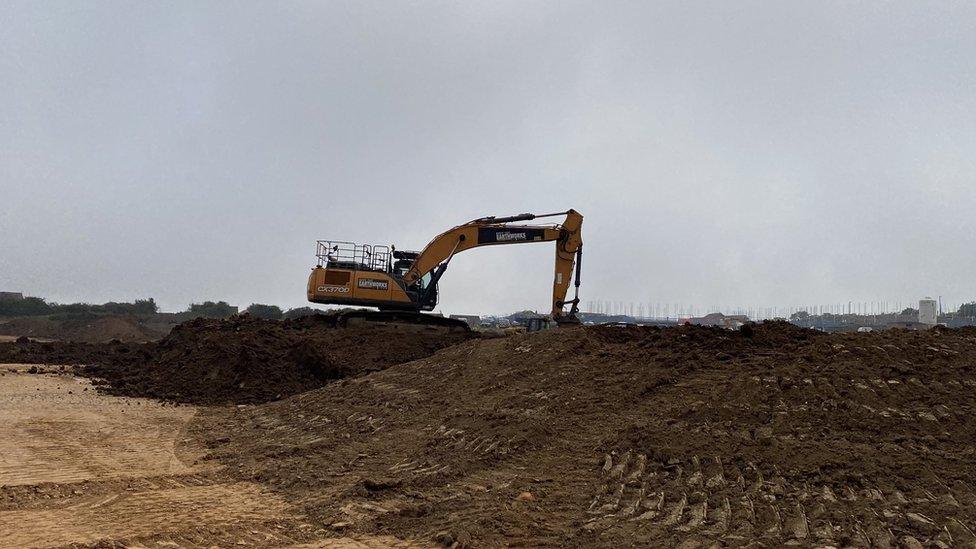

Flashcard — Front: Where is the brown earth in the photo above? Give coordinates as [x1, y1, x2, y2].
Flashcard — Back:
[7, 317, 976, 547]
[0, 364, 430, 548]
[0, 315, 476, 405]
[83, 315, 476, 405]
[0, 314, 172, 343]
[0, 337, 154, 373]
[195, 322, 976, 548]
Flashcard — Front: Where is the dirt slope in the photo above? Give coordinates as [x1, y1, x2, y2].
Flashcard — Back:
[0, 337, 152, 368]
[0, 365, 430, 548]
[0, 314, 170, 342]
[1, 315, 476, 405]
[87, 315, 475, 405]
[198, 323, 976, 547]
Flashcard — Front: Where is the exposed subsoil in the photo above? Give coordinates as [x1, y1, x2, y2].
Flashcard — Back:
[196, 322, 976, 547]
[0, 315, 475, 405]
[0, 336, 153, 368]
[0, 314, 171, 342]
[0, 366, 428, 548]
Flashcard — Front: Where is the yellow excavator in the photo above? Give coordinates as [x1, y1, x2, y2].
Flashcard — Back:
[307, 209, 583, 329]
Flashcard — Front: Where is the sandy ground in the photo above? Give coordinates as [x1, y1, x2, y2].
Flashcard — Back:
[0, 364, 429, 548]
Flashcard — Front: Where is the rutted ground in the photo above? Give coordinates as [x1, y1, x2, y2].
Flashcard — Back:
[198, 324, 976, 547]
[6, 321, 976, 547]
[0, 365, 200, 487]
[0, 365, 428, 548]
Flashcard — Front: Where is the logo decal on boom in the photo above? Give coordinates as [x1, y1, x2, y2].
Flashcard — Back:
[496, 232, 527, 241]
[478, 227, 546, 244]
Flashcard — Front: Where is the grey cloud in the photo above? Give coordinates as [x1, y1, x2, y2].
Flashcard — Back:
[1, 1, 973, 314]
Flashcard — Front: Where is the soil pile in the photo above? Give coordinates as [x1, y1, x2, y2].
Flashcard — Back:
[0, 314, 169, 343]
[0, 337, 152, 367]
[1, 315, 475, 405]
[200, 322, 976, 547]
[83, 315, 475, 404]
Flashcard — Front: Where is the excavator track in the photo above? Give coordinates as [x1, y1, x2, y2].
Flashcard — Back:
[333, 309, 472, 332]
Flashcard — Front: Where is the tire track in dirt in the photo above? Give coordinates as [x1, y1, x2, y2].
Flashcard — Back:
[0, 368, 201, 488]
[0, 366, 426, 548]
[199, 323, 976, 547]
[0, 482, 293, 547]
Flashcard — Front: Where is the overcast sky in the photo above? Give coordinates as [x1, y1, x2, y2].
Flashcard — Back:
[2, 1, 974, 315]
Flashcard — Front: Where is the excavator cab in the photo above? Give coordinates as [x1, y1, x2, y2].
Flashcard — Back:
[307, 240, 468, 330]
[307, 241, 438, 311]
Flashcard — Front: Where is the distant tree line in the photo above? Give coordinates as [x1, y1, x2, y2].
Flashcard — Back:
[0, 297, 158, 317]
[244, 303, 282, 319]
[242, 304, 323, 320]
[184, 300, 238, 318]
[1, 295, 332, 321]
[789, 302, 976, 322]
[193, 302, 324, 320]
[282, 306, 320, 319]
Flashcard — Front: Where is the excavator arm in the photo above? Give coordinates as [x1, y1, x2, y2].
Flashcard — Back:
[402, 209, 584, 323]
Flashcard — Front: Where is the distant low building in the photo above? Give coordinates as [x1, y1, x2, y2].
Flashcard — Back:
[476, 315, 513, 328]
[683, 312, 750, 329]
[510, 311, 551, 332]
[0, 292, 24, 302]
[448, 314, 481, 327]
[942, 316, 976, 328]
[886, 320, 932, 331]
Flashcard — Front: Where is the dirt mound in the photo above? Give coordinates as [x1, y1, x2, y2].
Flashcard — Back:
[0, 314, 169, 343]
[1, 315, 475, 405]
[82, 315, 475, 405]
[198, 322, 976, 547]
[0, 336, 152, 368]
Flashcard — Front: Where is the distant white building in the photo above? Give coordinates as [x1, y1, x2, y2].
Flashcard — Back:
[919, 298, 938, 325]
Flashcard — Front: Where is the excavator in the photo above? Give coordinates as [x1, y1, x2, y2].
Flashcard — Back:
[306, 209, 583, 329]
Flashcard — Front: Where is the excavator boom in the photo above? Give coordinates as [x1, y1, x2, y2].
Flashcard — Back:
[402, 210, 583, 323]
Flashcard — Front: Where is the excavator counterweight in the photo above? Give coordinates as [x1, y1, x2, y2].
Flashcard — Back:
[307, 209, 583, 326]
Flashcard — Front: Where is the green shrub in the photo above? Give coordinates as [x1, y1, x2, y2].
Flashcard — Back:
[245, 303, 284, 320]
